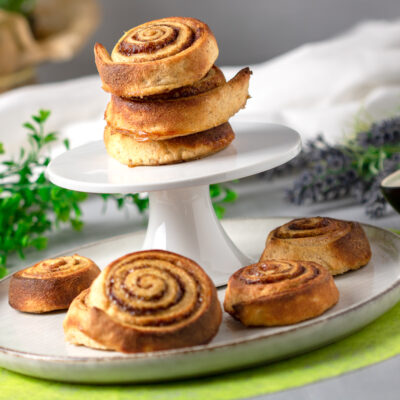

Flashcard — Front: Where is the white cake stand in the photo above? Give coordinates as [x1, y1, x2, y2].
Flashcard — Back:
[47, 120, 301, 286]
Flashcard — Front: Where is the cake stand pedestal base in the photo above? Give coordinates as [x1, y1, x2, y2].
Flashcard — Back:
[143, 185, 252, 286]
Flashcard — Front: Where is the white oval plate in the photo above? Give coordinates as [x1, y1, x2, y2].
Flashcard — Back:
[0, 218, 399, 384]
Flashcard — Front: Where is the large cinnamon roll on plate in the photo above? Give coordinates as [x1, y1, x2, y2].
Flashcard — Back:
[261, 217, 372, 275]
[104, 122, 235, 167]
[224, 260, 339, 326]
[105, 67, 251, 141]
[64, 250, 222, 353]
[95, 17, 219, 97]
[9, 255, 100, 313]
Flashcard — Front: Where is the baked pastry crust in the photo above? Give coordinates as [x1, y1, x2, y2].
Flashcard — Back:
[64, 250, 222, 353]
[63, 289, 108, 350]
[105, 67, 251, 141]
[9, 255, 100, 313]
[137, 65, 225, 100]
[104, 122, 235, 167]
[260, 217, 372, 275]
[224, 259, 339, 326]
[95, 17, 219, 97]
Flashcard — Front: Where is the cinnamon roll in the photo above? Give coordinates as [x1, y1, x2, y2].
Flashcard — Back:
[64, 250, 222, 353]
[260, 217, 372, 275]
[224, 260, 339, 326]
[105, 67, 251, 141]
[95, 17, 219, 97]
[9, 255, 100, 313]
[104, 122, 235, 167]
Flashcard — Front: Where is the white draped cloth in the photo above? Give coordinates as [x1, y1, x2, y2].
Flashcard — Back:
[1, 19, 400, 160]
[223, 19, 400, 142]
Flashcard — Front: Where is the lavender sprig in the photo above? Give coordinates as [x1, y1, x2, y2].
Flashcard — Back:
[285, 135, 358, 205]
[264, 115, 400, 218]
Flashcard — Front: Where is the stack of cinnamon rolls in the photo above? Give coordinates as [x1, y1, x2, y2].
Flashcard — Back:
[95, 17, 251, 166]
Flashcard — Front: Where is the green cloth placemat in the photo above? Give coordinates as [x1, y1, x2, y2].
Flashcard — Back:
[2, 301, 400, 400]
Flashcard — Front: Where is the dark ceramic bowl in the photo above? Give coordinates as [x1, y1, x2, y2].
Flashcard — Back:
[381, 169, 400, 214]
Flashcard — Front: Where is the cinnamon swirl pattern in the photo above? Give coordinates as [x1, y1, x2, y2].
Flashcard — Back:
[95, 17, 219, 97]
[224, 260, 339, 326]
[260, 217, 372, 275]
[9, 255, 100, 313]
[64, 250, 222, 353]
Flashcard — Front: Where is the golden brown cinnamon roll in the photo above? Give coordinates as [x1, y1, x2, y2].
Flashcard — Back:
[104, 122, 235, 167]
[260, 217, 372, 275]
[9, 255, 100, 313]
[224, 260, 339, 326]
[104, 67, 251, 141]
[64, 250, 222, 353]
[95, 17, 219, 97]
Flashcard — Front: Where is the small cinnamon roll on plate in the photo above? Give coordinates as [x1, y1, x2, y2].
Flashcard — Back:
[224, 259, 339, 326]
[261, 217, 372, 275]
[9, 255, 100, 313]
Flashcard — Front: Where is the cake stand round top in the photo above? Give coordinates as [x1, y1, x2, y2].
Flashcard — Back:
[47, 120, 301, 193]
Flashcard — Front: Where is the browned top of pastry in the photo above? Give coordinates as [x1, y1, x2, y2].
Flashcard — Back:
[14, 255, 97, 279]
[271, 217, 352, 241]
[95, 17, 219, 97]
[112, 17, 212, 63]
[228, 259, 330, 299]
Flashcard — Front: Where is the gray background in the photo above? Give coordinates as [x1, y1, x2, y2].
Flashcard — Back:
[33, 1, 400, 399]
[38, 0, 400, 83]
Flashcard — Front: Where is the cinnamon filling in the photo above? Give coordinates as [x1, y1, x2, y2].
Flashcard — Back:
[240, 261, 319, 286]
[118, 24, 195, 56]
[276, 217, 342, 239]
[106, 261, 202, 326]
[119, 27, 180, 55]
